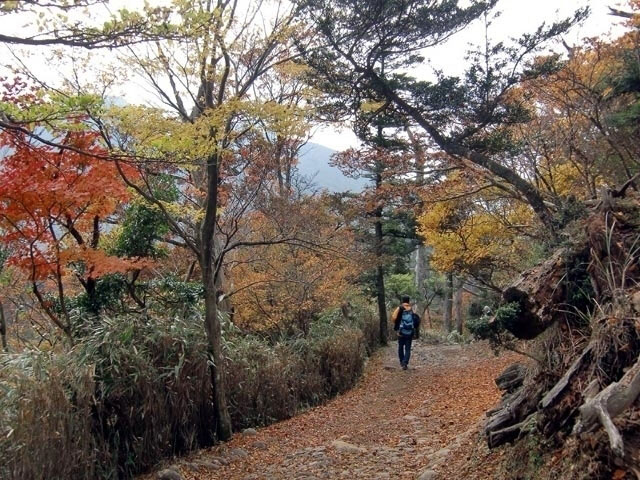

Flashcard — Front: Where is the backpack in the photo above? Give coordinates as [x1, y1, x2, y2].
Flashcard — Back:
[399, 309, 415, 336]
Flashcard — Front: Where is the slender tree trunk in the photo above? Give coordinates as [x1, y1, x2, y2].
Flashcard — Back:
[423, 305, 432, 329]
[454, 276, 464, 334]
[415, 245, 429, 315]
[409, 127, 429, 315]
[372, 147, 388, 345]
[374, 211, 388, 345]
[0, 299, 7, 352]
[443, 272, 453, 332]
[200, 151, 233, 441]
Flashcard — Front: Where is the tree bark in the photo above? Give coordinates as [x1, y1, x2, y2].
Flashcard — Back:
[443, 272, 453, 332]
[502, 247, 573, 339]
[200, 151, 233, 441]
[485, 385, 543, 448]
[0, 299, 7, 352]
[374, 211, 388, 345]
[414, 245, 429, 316]
[453, 276, 464, 334]
[495, 363, 527, 393]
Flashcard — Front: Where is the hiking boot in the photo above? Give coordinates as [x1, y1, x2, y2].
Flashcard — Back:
[402, 364, 408, 370]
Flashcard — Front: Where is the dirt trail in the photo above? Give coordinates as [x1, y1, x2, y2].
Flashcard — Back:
[155, 341, 519, 480]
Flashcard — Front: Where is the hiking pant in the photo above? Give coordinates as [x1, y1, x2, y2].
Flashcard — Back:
[398, 334, 413, 366]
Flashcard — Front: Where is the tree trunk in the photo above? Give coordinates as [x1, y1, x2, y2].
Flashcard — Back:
[373, 156, 388, 345]
[375, 214, 388, 346]
[414, 245, 429, 315]
[200, 151, 233, 441]
[0, 299, 7, 352]
[411, 131, 430, 315]
[443, 272, 453, 332]
[423, 305, 432, 329]
[453, 276, 464, 334]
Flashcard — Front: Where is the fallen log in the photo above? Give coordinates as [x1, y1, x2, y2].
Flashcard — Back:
[495, 363, 527, 394]
[573, 354, 640, 457]
[485, 385, 543, 448]
[539, 343, 593, 409]
[487, 413, 536, 448]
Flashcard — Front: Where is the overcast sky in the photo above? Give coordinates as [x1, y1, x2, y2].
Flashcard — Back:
[311, 0, 629, 150]
[0, 0, 630, 151]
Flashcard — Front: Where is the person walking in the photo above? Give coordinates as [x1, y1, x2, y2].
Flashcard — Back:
[391, 295, 420, 370]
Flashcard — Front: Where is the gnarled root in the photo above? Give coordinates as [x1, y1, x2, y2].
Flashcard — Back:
[573, 354, 640, 457]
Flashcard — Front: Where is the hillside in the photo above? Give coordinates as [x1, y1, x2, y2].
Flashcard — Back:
[298, 143, 368, 193]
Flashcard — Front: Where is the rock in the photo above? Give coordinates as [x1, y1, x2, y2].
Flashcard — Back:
[230, 447, 249, 458]
[197, 461, 220, 470]
[418, 469, 437, 480]
[433, 447, 450, 458]
[252, 440, 268, 450]
[242, 427, 258, 436]
[403, 415, 419, 420]
[331, 440, 367, 454]
[157, 468, 182, 480]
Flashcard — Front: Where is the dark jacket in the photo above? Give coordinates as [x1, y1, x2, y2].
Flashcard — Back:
[392, 302, 420, 338]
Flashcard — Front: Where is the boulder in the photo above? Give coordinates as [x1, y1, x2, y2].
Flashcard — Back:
[157, 468, 182, 480]
[331, 440, 367, 454]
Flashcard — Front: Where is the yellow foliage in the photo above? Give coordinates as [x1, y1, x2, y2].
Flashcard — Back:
[418, 187, 534, 284]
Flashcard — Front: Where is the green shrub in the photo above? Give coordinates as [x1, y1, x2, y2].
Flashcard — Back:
[467, 314, 494, 339]
[494, 302, 522, 332]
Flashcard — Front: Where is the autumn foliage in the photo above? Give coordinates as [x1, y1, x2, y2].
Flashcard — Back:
[0, 129, 147, 333]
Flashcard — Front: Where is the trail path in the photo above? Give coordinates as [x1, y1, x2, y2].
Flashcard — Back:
[156, 341, 519, 480]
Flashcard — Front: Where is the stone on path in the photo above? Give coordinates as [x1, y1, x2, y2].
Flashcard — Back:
[252, 440, 268, 449]
[230, 447, 249, 458]
[196, 461, 220, 470]
[417, 469, 437, 480]
[157, 468, 182, 480]
[331, 439, 367, 454]
[242, 427, 258, 436]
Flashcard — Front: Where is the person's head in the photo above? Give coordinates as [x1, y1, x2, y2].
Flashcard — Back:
[401, 295, 410, 304]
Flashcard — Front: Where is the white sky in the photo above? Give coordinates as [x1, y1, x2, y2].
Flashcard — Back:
[0, 0, 630, 151]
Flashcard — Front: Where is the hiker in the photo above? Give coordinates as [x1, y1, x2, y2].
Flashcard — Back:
[391, 295, 420, 370]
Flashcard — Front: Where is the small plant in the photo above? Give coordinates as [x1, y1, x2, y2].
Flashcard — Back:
[467, 301, 544, 363]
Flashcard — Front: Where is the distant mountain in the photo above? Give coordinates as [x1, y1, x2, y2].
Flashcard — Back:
[297, 143, 368, 193]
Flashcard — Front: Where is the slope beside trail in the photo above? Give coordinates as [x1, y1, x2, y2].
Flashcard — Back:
[152, 341, 519, 480]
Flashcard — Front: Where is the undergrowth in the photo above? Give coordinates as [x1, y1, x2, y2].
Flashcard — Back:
[0, 301, 378, 479]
